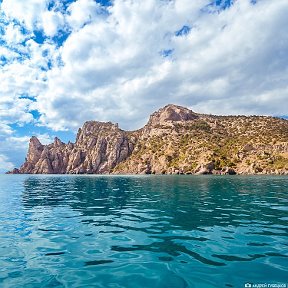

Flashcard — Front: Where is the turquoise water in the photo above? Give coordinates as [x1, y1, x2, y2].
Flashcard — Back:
[0, 175, 287, 288]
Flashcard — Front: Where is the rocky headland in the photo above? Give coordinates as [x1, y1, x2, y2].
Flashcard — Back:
[8, 104, 288, 175]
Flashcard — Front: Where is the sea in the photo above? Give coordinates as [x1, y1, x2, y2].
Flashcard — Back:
[0, 175, 287, 288]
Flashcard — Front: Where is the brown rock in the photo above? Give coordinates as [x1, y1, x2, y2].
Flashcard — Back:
[27, 136, 44, 164]
[12, 121, 135, 174]
[8, 104, 288, 175]
[147, 104, 198, 127]
[6, 168, 20, 174]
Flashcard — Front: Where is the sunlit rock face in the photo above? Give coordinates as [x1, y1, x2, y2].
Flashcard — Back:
[16, 121, 135, 174]
[9, 104, 288, 175]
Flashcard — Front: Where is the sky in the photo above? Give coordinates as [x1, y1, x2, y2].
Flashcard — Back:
[0, 0, 288, 172]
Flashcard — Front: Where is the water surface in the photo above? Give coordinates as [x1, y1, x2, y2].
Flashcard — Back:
[0, 175, 287, 287]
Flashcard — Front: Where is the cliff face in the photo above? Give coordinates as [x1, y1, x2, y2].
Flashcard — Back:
[15, 121, 135, 174]
[9, 104, 288, 175]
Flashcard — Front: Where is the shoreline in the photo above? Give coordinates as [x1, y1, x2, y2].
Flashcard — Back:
[4, 172, 288, 176]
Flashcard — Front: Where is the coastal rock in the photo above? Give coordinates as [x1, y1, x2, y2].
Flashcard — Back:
[8, 104, 288, 175]
[222, 167, 237, 175]
[27, 136, 44, 164]
[195, 162, 214, 175]
[6, 168, 20, 174]
[14, 121, 135, 174]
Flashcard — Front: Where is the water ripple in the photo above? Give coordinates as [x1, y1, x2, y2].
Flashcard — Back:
[0, 175, 287, 287]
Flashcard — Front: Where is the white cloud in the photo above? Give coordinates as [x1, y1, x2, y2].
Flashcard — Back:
[7, 133, 53, 146]
[0, 123, 27, 171]
[0, 0, 288, 134]
[0, 123, 13, 136]
[3, 23, 26, 45]
[32, 0, 288, 131]
[67, 0, 103, 31]
[1, 0, 48, 31]
[0, 154, 14, 172]
[0, 46, 19, 64]
[0, 129, 55, 172]
[0, 60, 47, 125]
[41, 10, 65, 37]
[35, 133, 54, 145]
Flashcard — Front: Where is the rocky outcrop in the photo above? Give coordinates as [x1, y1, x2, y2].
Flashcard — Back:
[8, 104, 288, 175]
[13, 121, 135, 174]
[147, 104, 198, 126]
[113, 105, 288, 175]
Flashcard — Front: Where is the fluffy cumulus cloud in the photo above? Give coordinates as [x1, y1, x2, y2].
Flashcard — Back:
[0, 0, 288, 170]
[0, 122, 55, 173]
[0, 154, 14, 172]
[39, 0, 288, 130]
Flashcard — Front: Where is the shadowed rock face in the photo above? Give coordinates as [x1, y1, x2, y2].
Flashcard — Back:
[8, 104, 288, 175]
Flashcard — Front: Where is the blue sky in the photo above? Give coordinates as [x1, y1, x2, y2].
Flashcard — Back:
[0, 0, 288, 172]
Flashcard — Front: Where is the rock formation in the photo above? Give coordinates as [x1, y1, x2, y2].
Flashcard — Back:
[7, 104, 288, 175]
[12, 121, 135, 174]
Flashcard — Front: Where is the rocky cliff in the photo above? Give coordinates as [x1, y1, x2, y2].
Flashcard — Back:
[12, 121, 135, 174]
[8, 104, 288, 175]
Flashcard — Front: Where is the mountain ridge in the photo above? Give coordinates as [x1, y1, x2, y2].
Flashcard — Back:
[7, 104, 288, 175]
